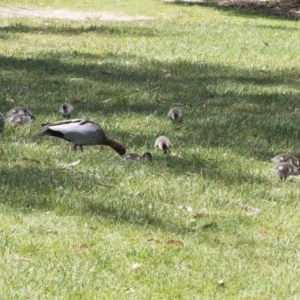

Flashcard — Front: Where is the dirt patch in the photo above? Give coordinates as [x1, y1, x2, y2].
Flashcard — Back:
[1, 2, 300, 20]
[165, 0, 300, 19]
[0, 6, 153, 21]
[217, 0, 300, 19]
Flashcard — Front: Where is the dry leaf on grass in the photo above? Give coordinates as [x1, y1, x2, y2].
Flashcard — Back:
[178, 205, 193, 213]
[147, 238, 162, 243]
[217, 279, 225, 287]
[156, 99, 167, 104]
[70, 78, 84, 81]
[96, 182, 116, 189]
[72, 243, 89, 250]
[46, 228, 60, 234]
[166, 239, 184, 246]
[186, 172, 198, 176]
[13, 256, 35, 263]
[193, 212, 206, 218]
[22, 157, 41, 164]
[185, 205, 193, 213]
[170, 152, 183, 158]
[235, 202, 261, 216]
[57, 159, 81, 169]
[131, 263, 141, 270]
[258, 229, 268, 235]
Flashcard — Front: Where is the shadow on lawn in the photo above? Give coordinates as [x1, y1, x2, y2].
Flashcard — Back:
[1, 22, 158, 36]
[1, 45, 300, 158]
[165, 0, 300, 21]
[1, 51, 300, 160]
[0, 159, 268, 235]
[0, 163, 217, 234]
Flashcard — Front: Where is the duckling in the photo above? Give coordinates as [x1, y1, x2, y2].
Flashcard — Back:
[0, 113, 4, 132]
[273, 162, 300, 181]
[155, 136, 171, 154]
[121, 152, 152, 162]
[271, 153, 299, 167]
[8, 112, 33, 125]
[7, 106, 35, 120]
[167, 107, 182, 122]
[59, 102, 74, 119]
[142, 152, 152, 161]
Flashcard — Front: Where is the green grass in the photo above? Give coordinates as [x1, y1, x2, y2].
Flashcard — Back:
[1, 1, 300, 298]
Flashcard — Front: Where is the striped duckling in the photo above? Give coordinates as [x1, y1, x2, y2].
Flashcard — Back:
[7, 106, 35, 125]
[59, 102, 74, 119]
[121, 152, 152, 162]
[154, 135, 171, 154]
[40, 119, 126, 155]
[167, 107, 182, 122]
[273, 162, 300, 181]
[8, 112, 33, 126]
[271, 153, 299, 167]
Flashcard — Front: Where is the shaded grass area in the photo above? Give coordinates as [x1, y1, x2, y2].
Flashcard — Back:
[1, 3, 300, 298]
[1, 51, 300, 160]
[166, 0, 300, 20]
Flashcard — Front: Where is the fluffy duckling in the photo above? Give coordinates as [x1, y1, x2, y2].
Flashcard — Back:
[121, 152, 152, 162]
[8, 112, 33, 126]
[59, 102, 74, 119]
[271, 153, 299, 167]
[141, 152, 152, 161]
[7, 106, 35, 120]
[155, 136, 171, 154]
[0, 113, 4, 132]
[167, 107, 182, 122]
[273, 162, 300, 181]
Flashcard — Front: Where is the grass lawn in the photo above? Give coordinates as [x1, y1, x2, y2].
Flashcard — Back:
[1, 0, 300, 298]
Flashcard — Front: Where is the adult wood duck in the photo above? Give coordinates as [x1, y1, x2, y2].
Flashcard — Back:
[40, 119, 126, 155]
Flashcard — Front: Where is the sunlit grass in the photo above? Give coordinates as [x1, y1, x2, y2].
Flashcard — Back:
[1, 1, 300, 298]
